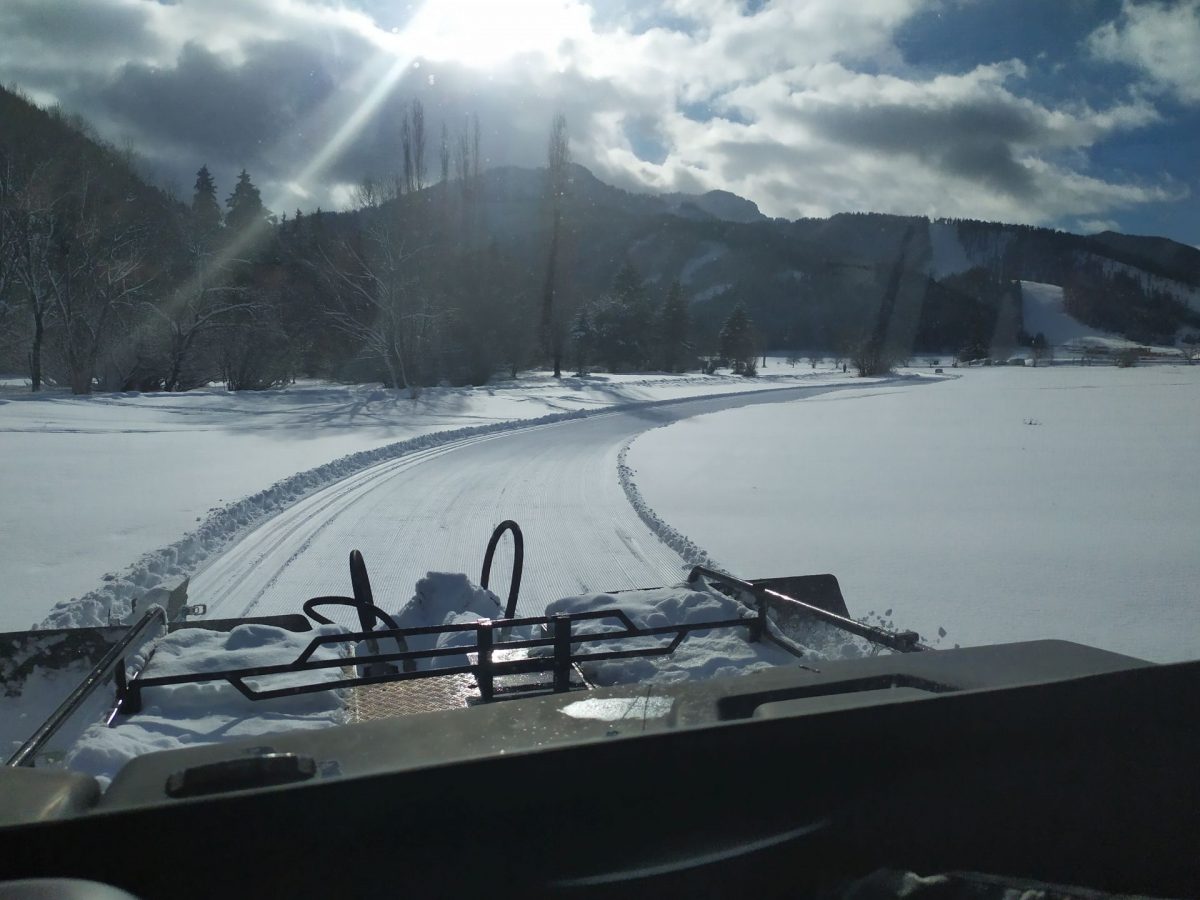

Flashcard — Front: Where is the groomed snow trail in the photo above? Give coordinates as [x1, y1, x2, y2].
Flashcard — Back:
[190, 385, 858, 622]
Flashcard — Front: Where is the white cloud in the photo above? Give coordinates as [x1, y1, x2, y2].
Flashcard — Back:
[1088, 0, 1200, 104]
[0, 0, 1185, 232]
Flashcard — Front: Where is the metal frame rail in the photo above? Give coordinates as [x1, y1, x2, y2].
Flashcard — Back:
[7, 606, 167, 767]
[688, 566, 927, 653]
[115, 606, 766, 714]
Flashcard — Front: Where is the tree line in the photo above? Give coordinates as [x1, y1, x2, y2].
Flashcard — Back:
[0, 88, 721, 394]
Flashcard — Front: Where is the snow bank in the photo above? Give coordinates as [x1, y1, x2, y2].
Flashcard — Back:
[617, 440, 718, 570]
[65, 622, 348, 787]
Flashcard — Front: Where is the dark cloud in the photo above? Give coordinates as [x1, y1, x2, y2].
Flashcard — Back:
[795, 99, 1040, 198]
[85, 41, 628, 211]
[711, 138, 823, 181]
[97, 41, 338, 167]
[0, 0, 158, 62]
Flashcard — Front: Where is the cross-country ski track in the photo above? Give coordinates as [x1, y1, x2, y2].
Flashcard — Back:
[190, 382, 885, 623]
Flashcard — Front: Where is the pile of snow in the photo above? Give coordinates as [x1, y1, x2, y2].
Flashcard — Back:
[65, 622, 348, 787]
[388, 572, 512, 670]
[544, 583, 868, 687]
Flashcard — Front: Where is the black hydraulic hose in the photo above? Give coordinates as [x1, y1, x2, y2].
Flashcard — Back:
[302, 596, 400, 632]
[349, 549, 377, 632]
[306, 551, 412, 673]
[481, 520, 524, 619]
[8, 605, 167, 767]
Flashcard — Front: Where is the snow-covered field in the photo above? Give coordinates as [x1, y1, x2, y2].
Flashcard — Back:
[0, 368, 845, 630]
[6, 362, 1195, 774]
[626, 365, 1200, 663]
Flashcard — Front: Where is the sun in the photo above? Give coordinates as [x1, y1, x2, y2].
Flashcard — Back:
[400, 0, 589, 69]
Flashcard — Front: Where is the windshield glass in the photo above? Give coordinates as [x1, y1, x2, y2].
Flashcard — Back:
[1, 0, 1197, 772]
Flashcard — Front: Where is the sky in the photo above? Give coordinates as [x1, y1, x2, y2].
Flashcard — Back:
[1, 0, 1197, 245]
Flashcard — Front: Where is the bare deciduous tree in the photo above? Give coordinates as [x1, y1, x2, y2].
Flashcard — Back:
[541, 112, 570, 377]
[319, 216, 429, 397]
[4, 162, 61, 391]
[411, 100, 426, 191]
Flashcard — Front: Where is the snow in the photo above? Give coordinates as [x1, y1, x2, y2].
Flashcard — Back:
[0, 370, 843, 630]
[64, 622, 349, 787]
[546, 583, 866, 687]
[46, 571, 832, 782]
[1083, 253, 1200, 313]
[1020, 281, 1126, 348]
[626, 366, 1200, 663]
[388, 572, 515, 670]
[0, 659, 99, 762]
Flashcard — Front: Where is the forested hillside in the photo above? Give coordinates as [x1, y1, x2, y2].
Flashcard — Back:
[3, 85, 1196, 394]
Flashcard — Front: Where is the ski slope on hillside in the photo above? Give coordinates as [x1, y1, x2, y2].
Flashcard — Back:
[186, 384, 869, 624]
[1020, 280, 1125, 347]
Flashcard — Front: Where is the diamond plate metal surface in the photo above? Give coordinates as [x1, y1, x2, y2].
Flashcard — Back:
[348, 674, 477, 723]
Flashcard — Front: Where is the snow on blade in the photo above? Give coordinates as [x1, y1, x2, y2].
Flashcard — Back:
[65, 622, 349, 788]
[545, 584, 866, 687]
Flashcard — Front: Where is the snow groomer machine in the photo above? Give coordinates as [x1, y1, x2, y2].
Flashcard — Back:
[1, 521, 1197, 898]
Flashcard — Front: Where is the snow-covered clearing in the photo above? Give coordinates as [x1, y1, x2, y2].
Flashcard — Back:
[626, 366, 1200, 663]
[1020, 281, 1121, 347]
[0, 369, 850, 630]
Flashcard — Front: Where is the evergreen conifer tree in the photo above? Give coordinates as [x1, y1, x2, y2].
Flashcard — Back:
[719, 304, 756, 374]
[659, 279, 689, 371]
[225, 169, 267, 232]
[191, 165, 222, 238]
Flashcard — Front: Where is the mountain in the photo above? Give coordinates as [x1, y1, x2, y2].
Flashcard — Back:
[5, 73, 1196, 381]
[451, 166, 1200, 354]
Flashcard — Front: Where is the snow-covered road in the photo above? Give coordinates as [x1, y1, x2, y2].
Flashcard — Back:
[191, 383, 864, 623]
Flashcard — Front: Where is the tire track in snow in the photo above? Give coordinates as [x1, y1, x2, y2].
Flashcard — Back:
[191, 384, 872, 622]
[42, 379, 871, 629]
